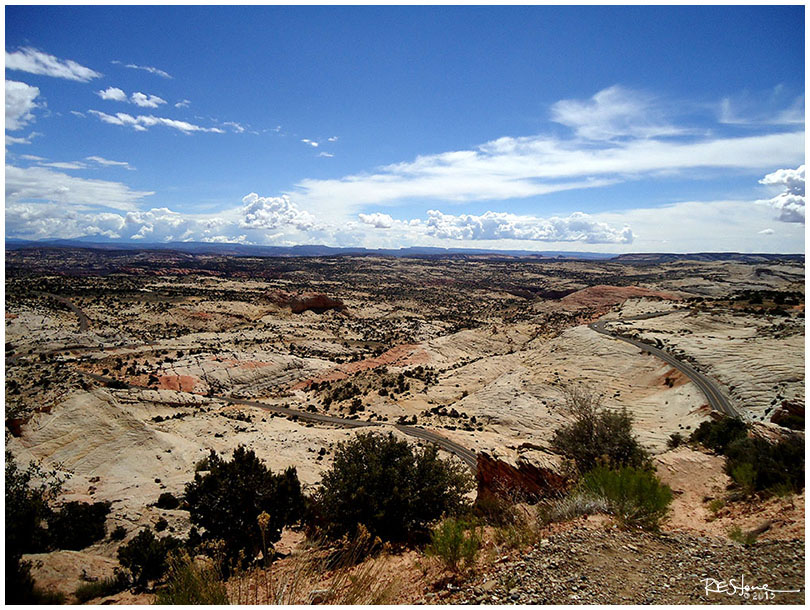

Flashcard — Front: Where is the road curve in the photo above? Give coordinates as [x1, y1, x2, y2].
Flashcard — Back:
[589, 314, 738, 418]
[24, 292, 481, 471]
[36, 292, 90, 332]
[80, 371, 479, 472]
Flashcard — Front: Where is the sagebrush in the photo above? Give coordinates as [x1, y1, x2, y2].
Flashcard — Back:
[580, 466, 673, 530]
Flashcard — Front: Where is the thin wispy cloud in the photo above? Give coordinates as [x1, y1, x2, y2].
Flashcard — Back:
[719, 86, 804, 126]
[301, 138, 319, 147]
[88, 109, 225, 134]
[292, 86, 804, 219]
[5, 132, 39, 147]
[86, 155, 135, 170]
[6, 164, 153, 211]
[550, 85, 685, 140]
[6, 47, 101, 81]
[112, 60, 172, 79]
[223, 121, 245, 133]
[175, 99, 191, 108]
[40, 161, 88, 170]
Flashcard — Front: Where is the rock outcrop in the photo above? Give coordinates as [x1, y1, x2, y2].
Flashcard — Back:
[266, 290, 345, 314]
[770, 399, 804, 429]
[476, 450, 568, 503]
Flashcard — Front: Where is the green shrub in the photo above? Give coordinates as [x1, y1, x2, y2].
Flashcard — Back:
[155, 553, 229, 604]
[5, 451, 62, 603]
[156, 492, 179, 510]
[724, 434, 804, 495]
[707, 498, 725, 515]
[689, 417, 748, 454]
[474, 493, 521, 527]
[110, 525, 127, 541]
[551, 386, 649, 473]
[117, 529, 181, 587]
[666, 432, 685, 449]
[728, 525, 758, 547]
[493, 513, 538, 550]
[424, 518, 481, 572]
[73, 572, 129, 603]
[184, 446, 304, 567]
[729, 462, 756, 495]
[314, 432, 473, 543]
[48, 501, 111, 550]
[580, 466, 673, 530]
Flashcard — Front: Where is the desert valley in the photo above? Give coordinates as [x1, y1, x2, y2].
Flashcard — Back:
[4, 246, 805, 604]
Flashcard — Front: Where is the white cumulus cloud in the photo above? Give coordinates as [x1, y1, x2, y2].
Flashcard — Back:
[358, 212, 394, 228]
[130, 92, 167, 108]
[424, 210, 633, 244]
[6, 80, 40, 130]
[97, 87, 127, 102]
[241, 193, 317, 231]
[759, 165, 805, 223]
[6, 47, 101, 81]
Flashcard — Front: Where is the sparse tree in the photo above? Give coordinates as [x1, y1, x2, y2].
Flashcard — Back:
[552, 385, 649, 473]
[184, 446, 304, 566]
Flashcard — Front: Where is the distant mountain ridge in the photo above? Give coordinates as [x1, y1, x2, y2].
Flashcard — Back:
[4, 238, 804, 262]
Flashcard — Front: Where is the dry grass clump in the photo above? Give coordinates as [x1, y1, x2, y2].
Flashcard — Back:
[538, 491, 610, 525]
[229, 526, 400, 604]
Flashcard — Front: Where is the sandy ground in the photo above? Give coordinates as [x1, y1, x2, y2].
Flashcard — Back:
[656, 446, 805, 541]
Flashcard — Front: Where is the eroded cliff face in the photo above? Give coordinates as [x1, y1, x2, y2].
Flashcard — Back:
[266, 290, 345, 314]
[476, 450, 569, 503]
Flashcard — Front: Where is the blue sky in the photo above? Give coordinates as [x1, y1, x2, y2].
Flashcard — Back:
[5, 5, 805, 252]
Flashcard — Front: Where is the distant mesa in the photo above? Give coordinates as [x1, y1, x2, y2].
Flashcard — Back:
[559, 284, 680, 310]
[265, 289, 345, 314]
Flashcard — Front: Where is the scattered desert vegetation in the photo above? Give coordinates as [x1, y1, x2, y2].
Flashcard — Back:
[5, 249, 804, 603]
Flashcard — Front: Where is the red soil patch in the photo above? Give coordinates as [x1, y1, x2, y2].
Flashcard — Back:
[560, 284, 679, 310]
[655, 367, 690, 388]
[188, 311, 213, 319]
[158, 374, 200, 392]
[5, 313, 19, 320]
[291, 344, 430, 390]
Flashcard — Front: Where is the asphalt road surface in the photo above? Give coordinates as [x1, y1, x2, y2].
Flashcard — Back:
[589, 313, 738, 418]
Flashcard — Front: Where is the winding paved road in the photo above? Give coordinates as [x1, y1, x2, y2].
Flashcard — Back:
[589, 313, 738, 418]
[26, 293, 736, 474]
[35, 291, 90, 332]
